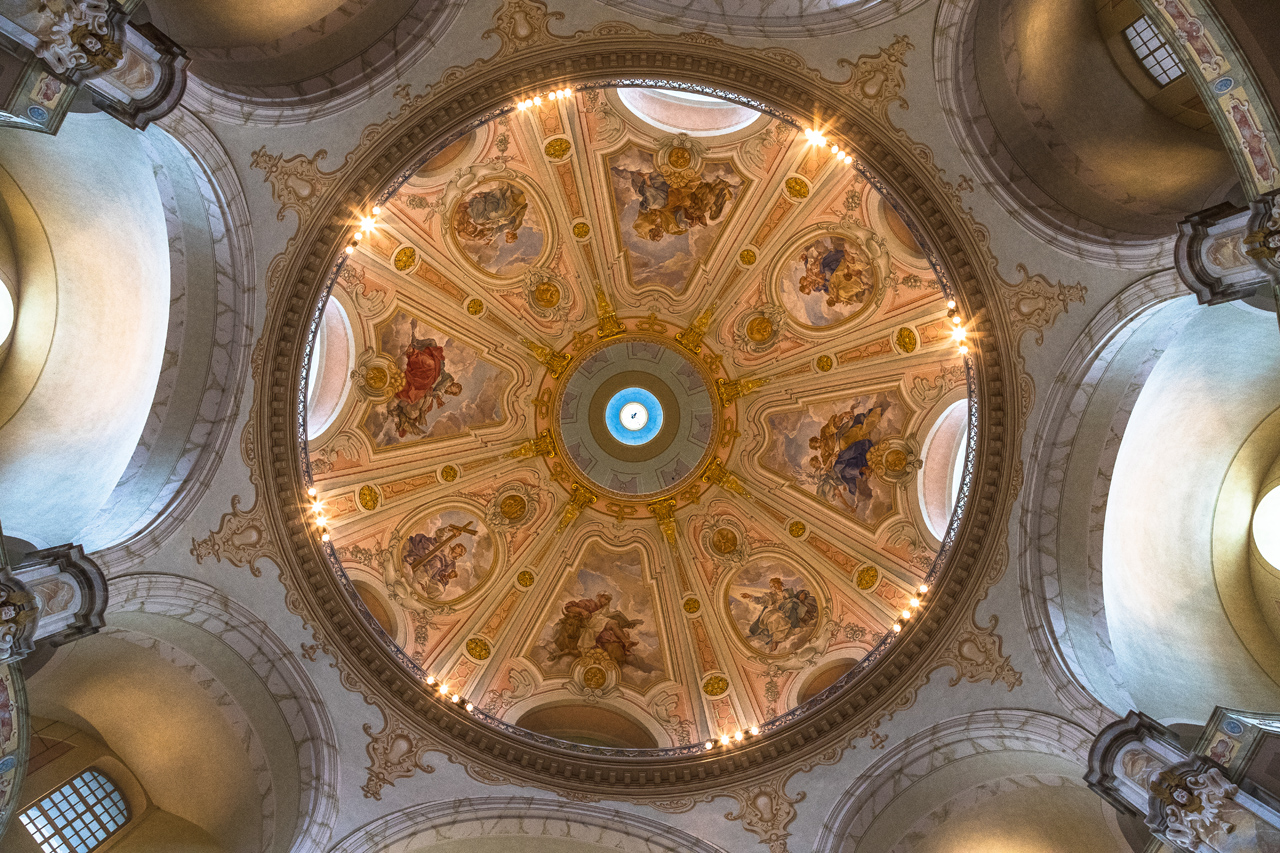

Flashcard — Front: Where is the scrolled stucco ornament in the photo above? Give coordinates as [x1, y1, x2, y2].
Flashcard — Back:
[1150, 767, 1240, 851]
[36, 0, 124, 81]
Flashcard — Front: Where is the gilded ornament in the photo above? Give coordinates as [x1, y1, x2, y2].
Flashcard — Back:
[517, 570, 535, 588]
[365, 366, 390, 390]
[884, 449, 908, 472]
[668, 147, 692, 169]
[441, 465, 459, 482]
[467, 298, 485, 315]
[582, 666, 608, 689]
[896, 326, 918, 353]
[745, 315, 775, 343]
[532, 279, 561, 308]
[683, 598, 702, 614]
[711, 527, 739, 554]
[572, 221, 591, 239]
[358, 485, 380, 511]
[521, 338, 572, 378]
[788, 521, 806, 538]
[544, 138, 572, 159]
[466, 637, 492, 660]
[785, 177, 810, 199]
[499, 494, 527, 520]
[855, 565, 879, 590]
[716, 376, 770, 407]
[816, 355, 833, 372]
[394, 246, 418, 271]
[702, 675, 729, 696]
[739, 248, 757, 266]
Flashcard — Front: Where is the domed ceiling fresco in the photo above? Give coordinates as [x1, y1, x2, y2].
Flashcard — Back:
[304, 87, 970, 749]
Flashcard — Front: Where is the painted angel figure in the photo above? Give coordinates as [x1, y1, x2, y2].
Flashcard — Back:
[453, 183, 529, 245]
[797, 240, 875, 307]
[611, 165, 734, 242]
[388, 323, 462, 438]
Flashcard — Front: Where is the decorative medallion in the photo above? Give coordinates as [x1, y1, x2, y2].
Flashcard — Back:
[441, 465, 459, 482]
[703, 675, 729, 696]
[668, 147, 693, 169]
[582, 666, 608, 689]
[572, 221, 591, 239]
[394, 246, 418, 271]
[683, 597, 702, 614]
[365, 365, 391, 390]
[787, 521, 806, 538]
[855, 565, 879, 590]
[785, 176, 810, 200]
[896, 326, 918, 353]
[393, 507, 496, 605]
[739, 248, 757, 266]
[545, 137, 572, 159]
[727, 559, 821, 656]
[710, 527, 739, 554]
[451, 179, 546, 277]
[745, 315, 775, 343]
[516, 570, 535, 588]
[532, 279, 561, 308]
[466, 637, 492, 660]
[467, 298, 485, 315]
[778, 232, 886, 328]
[358, 485, 381, 511]
[816, 355, 833, 372]
[499, 494, 527, 520]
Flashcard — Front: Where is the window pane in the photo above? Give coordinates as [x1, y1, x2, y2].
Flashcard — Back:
[1124, 16, 1186, 86]
[20, 770, 130, 853]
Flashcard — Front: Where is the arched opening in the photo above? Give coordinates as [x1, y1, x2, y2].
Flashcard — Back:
[305, 295, 354, 440]
[1255, 485, 1280, 569]
[920, 400, 971, 541]
[798, 659, 859, 704]
[516, 704, 660, 749]
[615, 87, 762, 136]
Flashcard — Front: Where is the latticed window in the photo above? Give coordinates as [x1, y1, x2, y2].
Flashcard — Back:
[1124, 16, 1186, 86]
[19, 770, 130, 853]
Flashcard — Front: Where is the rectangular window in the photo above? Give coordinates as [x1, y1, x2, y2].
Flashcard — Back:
[19, 770, 130, 853]
[1125, 17, 1186, 86]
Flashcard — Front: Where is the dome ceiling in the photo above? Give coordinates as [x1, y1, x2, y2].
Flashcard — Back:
[305, 87, 969, 749]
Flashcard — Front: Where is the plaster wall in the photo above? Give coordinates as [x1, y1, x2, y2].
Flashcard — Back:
[0, 114, 170, 548]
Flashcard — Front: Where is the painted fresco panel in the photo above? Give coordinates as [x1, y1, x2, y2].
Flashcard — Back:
[727, 558, 820, 657]
[450, 180, 546, 277]
[361, 310, 508, 449]
[778, 234, 881, 327]
[531, 541, 664, 689]
[388, 508, 496, 605]
[608, 145, 744, 295]
[760, 390, 905, 528]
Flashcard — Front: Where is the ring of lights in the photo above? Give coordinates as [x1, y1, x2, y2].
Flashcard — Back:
[257, 27, 1025, 799]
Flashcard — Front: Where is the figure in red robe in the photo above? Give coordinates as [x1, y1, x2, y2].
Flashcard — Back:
[389, 328, 462, 438]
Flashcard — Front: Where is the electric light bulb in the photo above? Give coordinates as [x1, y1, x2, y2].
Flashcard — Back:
[952, 315, 962, 325]
[958, 344, 969, 355]
[315, 515, 327, 526]
[892, 623, 902, 633]
[426, 676, 436, 685]
[705, 741, 714, 750]
[720, 735, 730, 746]
[951, 327, 967, 342]
[902, 609, 912, 619]
[371, 206, 381, 216]
[360, 216, 376, 233]
[345, 246, 354, 255]
[438, 684, 448, 695]
[451, 693, 460, 703]
[548, 91, 557, 100]
[308, 487, 317, 497]
[311, 502, 322, 513]
[919, 584, 929, 593]
[910, 597, 920, 608]
[750, 726, 760, 736]
[321, 532, 330, 542]
[465, 703, 474, 711]
[533, 96, 541, 105]
[947, 300, 956, 309]
[831, 144, 839, 154]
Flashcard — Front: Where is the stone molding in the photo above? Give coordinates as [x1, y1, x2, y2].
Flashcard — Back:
[207, 0, 1045, 807]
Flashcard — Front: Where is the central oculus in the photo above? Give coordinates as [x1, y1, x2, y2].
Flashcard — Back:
[555, 337, 718, 498]
[607, 388, 662, 444]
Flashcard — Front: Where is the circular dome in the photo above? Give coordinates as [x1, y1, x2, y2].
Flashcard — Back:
[297, 84, 980, 759]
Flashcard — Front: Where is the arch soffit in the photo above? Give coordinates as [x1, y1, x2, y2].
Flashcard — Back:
[87, 104, 256, 567]
[815, 709, 1096, 853]
[327, 796, 733, 853]
[104, 573, 339, 853]
[933, 0, 1175, 269]
[209, 0, 1082, 802]
[1017, 269, 1192, 731]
